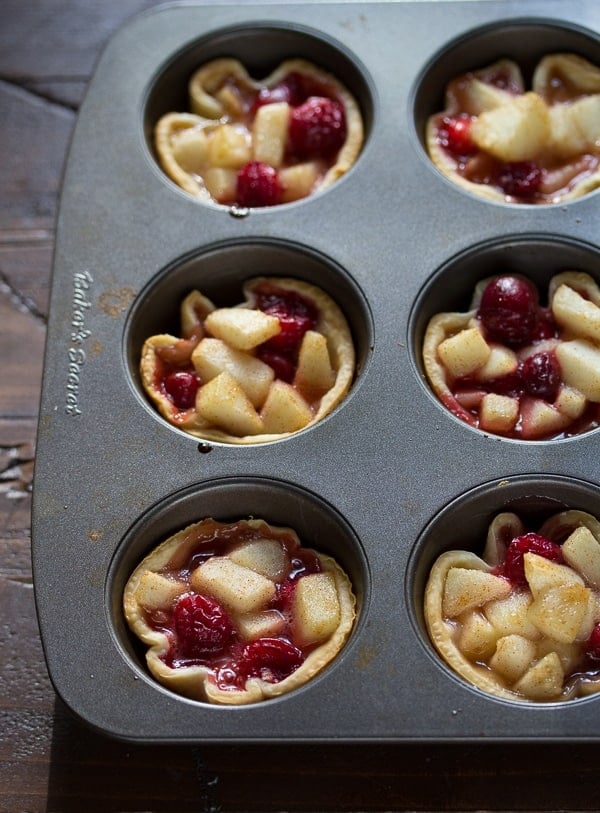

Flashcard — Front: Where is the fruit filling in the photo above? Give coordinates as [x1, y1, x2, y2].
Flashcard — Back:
[422, 270, 600, 440]
[123, 517, 356, 704]
[425, 509, 600, 702]
[426, 53, 600, 204]
[154, 58, 364, 207]
[140, 276, 355, 444]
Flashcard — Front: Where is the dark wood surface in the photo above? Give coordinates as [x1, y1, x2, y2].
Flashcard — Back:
[2, 1, 600, 810]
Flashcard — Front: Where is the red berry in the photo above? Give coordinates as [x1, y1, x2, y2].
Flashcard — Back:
[439, 114, 477, 157]
[288, 96, 347, 158]
[478, 275, 539, 347]
[256, 347, 296, 382]
[236, 161, 282, 208]
[239, 637, 303, 683]
[586, 623, 600, 660]
[519, 351, 561, 401]
[503, 533, 564, 586]
[495, 161, 542, 199]
[164, 370, 199, 409]
[256, 288, 318, 351]
[254, 72, 306, 109]
[173, 593, 235, 658]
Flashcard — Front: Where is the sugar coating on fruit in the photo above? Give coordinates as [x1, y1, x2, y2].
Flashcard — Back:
[122, 517, 356, 704]
[422, 270, 600, 440]
[425, 509, 600, 702]
[426, 53, 600, 204]
[155, 58, 364, 207]
[140, 276, 355, 445]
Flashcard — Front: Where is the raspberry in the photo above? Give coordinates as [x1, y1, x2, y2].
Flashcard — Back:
[586, 623, 600, 661]
[495, 161, 542, 199]
[256, 287, 318, 351]
[519, 351, 561, 402]
[173, 593, 235, 658]
[256, 347, 296, 383]
[439, 114, 477, 157]
[239, 637, 303, 683]
[254, 72, 306, 109]
[477, 275, 539, 347]
[503, 533, 564, 586]
[164, 370, 199, 410]
[236, 161, 282, 208]
[288, 96, 347, 158]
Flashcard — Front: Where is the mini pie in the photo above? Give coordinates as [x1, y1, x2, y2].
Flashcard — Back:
[123, 517, 356, 704]
[155, 57, 364, 207]
[423, 270, 600, 439]
[426, 53, 600, 204]
[140, 276, 355, 443]
[425, 509, 600, 702]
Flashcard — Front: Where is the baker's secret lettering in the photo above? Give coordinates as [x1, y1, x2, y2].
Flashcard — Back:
[65, 270, 93, 416]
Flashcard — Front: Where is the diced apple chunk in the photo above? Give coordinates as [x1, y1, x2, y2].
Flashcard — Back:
[490, 634, 537, 682]
[471, 91, 550, 161]
[172, 127, 209, 173]
[260, 380, 313, 434]
[484, 591, 541, 640]
[479, 393, 519, 433]
[252, 101, 290, 168]
[556, 339, 600, 402]
[562, 526, 600, 588]
[292, 572, 341, 646]
[204, 307, 281, 351]
[524, 553, 584, 598]
[527, 582, 590, 643]
[513, 652, 564, 700]
[476, 345, 518, 381]
[192, 338, 274, 408]
[555, 386, 587, 420]
[207, 123, 251, 168]
[190, 556, 276, 613]
[280, 162, 320, 202]
[134, 571, 187, 610]
[520, 397, 570, 440]
[204, 167, 237, 202]
[458, 612, 499, 660]
[442, 568, 511, 618]
[552, 283, 600, 343]
[236, 610, 286, 641]
[438, 327, 491, 379]
[196, 371, 263, 436]
[294, 331, 335, 398]
[228, 538, 289, 581]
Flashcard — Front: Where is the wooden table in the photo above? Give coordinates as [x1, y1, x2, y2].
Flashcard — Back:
[2, 1, 599, 810]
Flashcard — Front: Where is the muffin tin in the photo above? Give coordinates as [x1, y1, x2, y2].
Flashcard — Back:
[32, 0, 600, 742]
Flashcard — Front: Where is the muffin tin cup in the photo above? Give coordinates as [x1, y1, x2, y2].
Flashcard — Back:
[32, 0, 600, 743]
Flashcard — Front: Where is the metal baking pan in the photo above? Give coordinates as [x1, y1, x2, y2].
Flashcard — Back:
[32, 0, 600, 742]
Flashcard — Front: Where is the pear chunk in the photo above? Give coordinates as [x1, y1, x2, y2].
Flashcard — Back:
[471, 91, 550, 161]
[294, 330, 336, 398]
[260, 380, 313, 434]
[524, 552, 584, 597]
[552, 283, 600, 343]
[196, 371, 263, 436]
[527, 582, 590, 643]
[192, 337, 274, 408]
[490, 634, 537, 682]
[292, 572, 341, 647]
[280, 162, 320, 202]
[484, 591, 541, 640]
[190, 556, 276, 613]
[228, 538, 289, 581]
[207, 123, 251, 168]
[458, 612, 499, 660]
[134, 572, 187, 610]
[438, 327, 491, 379]
[237, 610, 286, 641]
[204, 307, 281, 350]
[252, 101, 290, 168]
[556, 339, 600, 402]
[562, 526, 600, 588]
[442, 568, 511, 618]
[513, 652, 564, 700]
[479, 393, 519, 433]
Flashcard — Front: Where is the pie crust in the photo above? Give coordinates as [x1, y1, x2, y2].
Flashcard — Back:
[123, 517, 356, 704]
[155, 58, 364, 205]
[140, 276, 355, 443]
[425, 510, 600, 702]
[426, 53, 600, 204]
